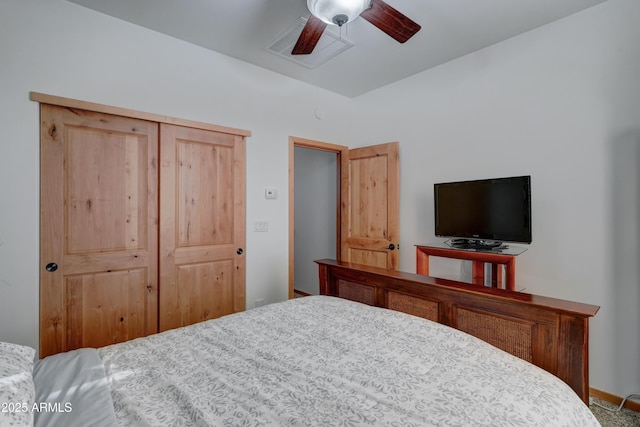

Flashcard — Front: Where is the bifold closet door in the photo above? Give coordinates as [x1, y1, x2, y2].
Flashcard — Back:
[159, 124, 246, 332]
[40, 105, 159, 357]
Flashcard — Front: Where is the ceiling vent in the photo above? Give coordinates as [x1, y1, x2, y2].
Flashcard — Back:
[266, 17, 353, 69]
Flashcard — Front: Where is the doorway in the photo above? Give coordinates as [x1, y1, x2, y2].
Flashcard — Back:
[288, 137, 400, 298]
[288, 137, 346, 298]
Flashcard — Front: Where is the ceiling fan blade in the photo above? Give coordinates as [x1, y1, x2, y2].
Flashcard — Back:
[360, 0, 421, 43]
[291, 15, 328, 55]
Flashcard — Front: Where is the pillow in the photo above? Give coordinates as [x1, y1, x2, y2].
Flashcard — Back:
[0, 341, 36, 427]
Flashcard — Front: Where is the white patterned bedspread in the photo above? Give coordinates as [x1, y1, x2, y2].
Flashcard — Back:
[99, 296, 600, 426]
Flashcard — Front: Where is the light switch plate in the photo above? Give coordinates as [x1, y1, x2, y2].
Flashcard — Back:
[254, 221, 269, 232]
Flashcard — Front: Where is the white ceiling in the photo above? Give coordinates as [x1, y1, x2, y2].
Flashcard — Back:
[67, 0, 607, 98]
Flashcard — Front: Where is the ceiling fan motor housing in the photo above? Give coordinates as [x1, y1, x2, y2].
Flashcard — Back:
[307, 0, 371, 26]
[332, 14, 349, 26]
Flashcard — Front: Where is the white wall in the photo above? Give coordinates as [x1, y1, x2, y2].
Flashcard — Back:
[0, 0, 352, 350]
[1, 0, 638, 401]
[350, 0, 640, 400]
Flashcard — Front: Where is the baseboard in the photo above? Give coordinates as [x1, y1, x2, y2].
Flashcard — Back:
[293, 289, 312, 297]
[590, 387, 640, 412]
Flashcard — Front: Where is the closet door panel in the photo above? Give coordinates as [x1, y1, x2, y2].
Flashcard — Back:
[176, 261, 234, 326]
[176, 140, 234, 246]
[40, 105, 159, 357]
[66, 268, 149, 349]
[160, 124, 245, 331]
[66, 130, 148, 253]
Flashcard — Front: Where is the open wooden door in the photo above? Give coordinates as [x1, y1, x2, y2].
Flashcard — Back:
[340, 142, 399, 269]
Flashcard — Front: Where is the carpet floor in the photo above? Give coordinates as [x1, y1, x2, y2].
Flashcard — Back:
[590, 397, 640, 426]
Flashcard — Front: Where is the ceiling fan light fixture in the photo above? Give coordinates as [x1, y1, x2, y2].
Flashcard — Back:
[307, 0, 371, 26]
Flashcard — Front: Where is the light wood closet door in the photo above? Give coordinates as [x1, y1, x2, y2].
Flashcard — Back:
[40, 105, 159, 357]
[159, 124, 246, 331]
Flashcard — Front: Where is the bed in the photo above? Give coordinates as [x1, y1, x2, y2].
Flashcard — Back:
[1, 260, 600, 426]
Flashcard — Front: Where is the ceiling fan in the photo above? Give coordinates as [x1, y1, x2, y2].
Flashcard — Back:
[292, 0, 421, 55]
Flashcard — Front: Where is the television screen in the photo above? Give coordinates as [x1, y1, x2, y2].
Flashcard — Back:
[434, 176, 532, 245]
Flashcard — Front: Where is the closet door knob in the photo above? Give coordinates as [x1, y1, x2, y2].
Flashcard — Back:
[387, 244, 395, 250]
[45, 262, 58, 272]
[237, 248, 244, 255]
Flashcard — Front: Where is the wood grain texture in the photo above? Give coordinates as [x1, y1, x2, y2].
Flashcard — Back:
[159, 125, 245, 332]
[316, 258, 599, 404]
[66, 269, 149, 349]
[30, 92, 250, 137]
[341, 142, 399, 269]
[416, 245, 517, 290]
[40, 105, 158, 357]
[360, 0, 421, 43]
[291, 15, 328, 55]
[39, 98, 248, 356]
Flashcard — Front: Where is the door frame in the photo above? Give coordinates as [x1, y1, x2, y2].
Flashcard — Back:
[30, 92, 251, 137]
[288, 136, 347, 299]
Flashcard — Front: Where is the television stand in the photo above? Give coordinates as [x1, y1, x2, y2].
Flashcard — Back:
[415, 243, 526, 291]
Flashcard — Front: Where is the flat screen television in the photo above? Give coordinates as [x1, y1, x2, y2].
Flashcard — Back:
[434, 175, 532, 248]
